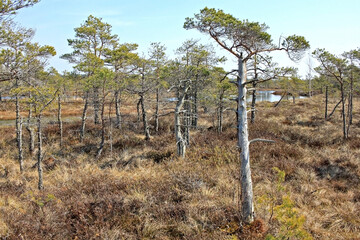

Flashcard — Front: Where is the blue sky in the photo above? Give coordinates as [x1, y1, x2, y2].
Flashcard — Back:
[13, 0, 360, 77]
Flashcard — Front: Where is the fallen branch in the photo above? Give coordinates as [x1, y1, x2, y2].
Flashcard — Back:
[326, 98, 343, 120]
[249, 138, 276, 144]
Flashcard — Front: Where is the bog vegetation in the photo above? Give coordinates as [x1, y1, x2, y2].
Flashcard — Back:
[0, 1, 359, 239]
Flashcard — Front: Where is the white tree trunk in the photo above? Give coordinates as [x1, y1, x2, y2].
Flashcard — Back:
[93, 87, 100, 125]
[155, 88, 160, 132]
[80, 92, 89, 142]
[175, 90, 188, 158]
[26, 96, 35, 154]
[340, 84, 347, 139]
[237, 57, 254, 223]
[96, 96, 106, 158]
[325, 86, 328, 119]
[58, 94, 63, 149]
[37, 114, 43, 190]
[140, 94, 150, 141]
[115, 90, 122, 129]
[15, 86, 24, 173]
[218, 93, 224, 133]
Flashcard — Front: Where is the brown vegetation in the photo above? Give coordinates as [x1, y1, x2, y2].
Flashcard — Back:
[0, 95, 359, 239]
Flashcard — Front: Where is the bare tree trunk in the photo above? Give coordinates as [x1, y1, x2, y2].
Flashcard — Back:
[237, 57, 254, 223]
[184, 94, 190, 145]
[37, 113, 43, 190]
[340, 84, 347, 139]
[327, 98, 342, 120]
[26, 100, 35, 155]
[348, 77, 353, 125]
[58, 94, 63, 149]
[80, 91, 89, 143]
[109, 100, 113, 158]
[136, 98, 141, 123]
[346, 74, 353, 136]
[348, 60, 354, 126]
[155, 88, 160, 132]
[15, 86, 24, 173]
[175, 91, 187, 158]
[347, 96, 352, 136]
[96, 97, 106, 158]
[250, 58, 258, 124]
[218, 91, 224, 133]
[93, 87, 100, 125]
[250, 82, 257, 124]
[114, 90, 122, 129]
[192, 80, 198, 128]
[325, 86, 328, 119]
[274, 93, 286, 108]
[140, 94, 150, 140]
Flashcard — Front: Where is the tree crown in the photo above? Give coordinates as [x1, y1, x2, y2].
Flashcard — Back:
[184, 7, 309, 61]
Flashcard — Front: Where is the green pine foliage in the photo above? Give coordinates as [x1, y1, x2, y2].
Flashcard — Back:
[259, 167, 312, 240]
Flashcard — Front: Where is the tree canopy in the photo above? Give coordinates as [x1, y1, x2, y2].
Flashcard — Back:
[184, 7, 309, 61]
[0, 0, 40, 19]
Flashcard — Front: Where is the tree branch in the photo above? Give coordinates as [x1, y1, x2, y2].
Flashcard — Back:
[249, 138, 276, 144]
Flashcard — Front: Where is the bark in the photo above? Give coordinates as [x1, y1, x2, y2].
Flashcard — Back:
[184, 94, 190, 145]
[155, 88, 160, 132]
[218, 90, 224, 133]
[96, 97, 106, 158]
[136, 98, 141, 123]
[347, 94, 352, 136]
[114, 90, 122, 129]
[250, 58, 258, 124]
[37, 114, 43, 190]
[192, 78, 198, 128]
[58, 94, 63, 149]
[340, 84, 347, 139]
[250, 81, 257, 124]
[80, 91, 89, 142]
[237, 57, 254, 223]
[140, 94, 150, 141]
[93, 87, 100, 124]
[348, 76, 353, 126]
[26, 101, 35, 154]
[15, 83, 24, 173]
[175, 91, 187, 158]
[349, 61, 354, 126]
[327, 98, 342, 120]
[274, 93, 286, 108]
[109, 102, 113, 158]
[325, 86, 328, 119]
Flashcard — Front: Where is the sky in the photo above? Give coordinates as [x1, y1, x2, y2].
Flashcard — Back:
[12, 0, 360, 77]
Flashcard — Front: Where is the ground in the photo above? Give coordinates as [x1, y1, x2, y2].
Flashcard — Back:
[0, 95, 359, 239]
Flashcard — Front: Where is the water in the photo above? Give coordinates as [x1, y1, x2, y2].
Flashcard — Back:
[246, 90, 307, 103]
[1, 96, 16, 100]
[166, 97, 178, 102]
[165, 91, 306, 104]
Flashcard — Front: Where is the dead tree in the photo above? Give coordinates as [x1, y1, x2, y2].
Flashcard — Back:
[114, 90, 122, 129]
[175, 84, 191, 158]
[15, 77, 24, 172]
[80, 91, 89, 142]
[35, 91, 58, 190]
[314, 49, 349, 139]
[58, 93, 63, 149]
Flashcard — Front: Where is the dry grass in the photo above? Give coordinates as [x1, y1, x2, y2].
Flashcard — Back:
[0, 95, 359, 239]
